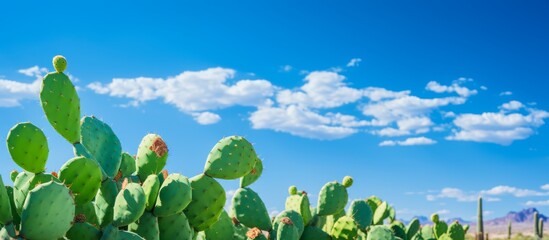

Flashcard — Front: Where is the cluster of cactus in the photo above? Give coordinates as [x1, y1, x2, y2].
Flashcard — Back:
[0, 56, 487, 240]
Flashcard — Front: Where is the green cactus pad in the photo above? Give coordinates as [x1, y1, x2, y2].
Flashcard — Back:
[183, 174, 226, 231]
[112, 182, 146, 227]
[20, 181, 75, 240]
[233, 222, 250, 240]
[40, 71, 80, 144]
[447, 221, 465, 240]
[437, 233, 453, 240]
[276, 217, 299, 240]
[433, 221, 448, 239]
[4, 187, 20, 226]
[239, 157, 263, 188]
[52, 55, 67, 72]
[322, 208, 345, 233]
[136, 134, 168, 182]
[272, 210, 304, 238]
[76, 201, 99, 227]
[158, 212, 193, 240]
[0, 178, 12, 227]
[366, 196, 382, 213]
[6, 122, 48, 173]
[301, 226, 331, 240]
[142, 174, 160, 211]
[406, 218, 421, 239]
[9, 171, 18, 182]
[66, 222, 101, 240]
[95, 179, 119, 229]
[13, 172, 59, 215]
[390, 221, 407, 240]
[285, 190, 312, 226]
[317, 181, 348, 216]
[331, 215, 358, 240]
[80, 116, 123, 178]
[59, 156, 102, 204]
[232, 187, 272, 231]
[367, 225, 396, 240]
[421, 225, 436, 240]
[117, 230, 146, 240]
[373, 201, 389, 225]
[153, 173, 192, 217]
[347, 199, 373, 232]
[128, 211, 159, 240]
[388, 206, 396, 222]
[120, 152, 136, 178]
[204, 136, 257, 180]
[203, 210, 234, 240]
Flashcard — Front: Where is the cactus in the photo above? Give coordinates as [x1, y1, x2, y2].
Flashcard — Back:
[112, 181, 146, 227]
[0, 177, 12, 227]
[240, 157, 263, 188]
[6, 122, 49, 173]
[58, 156, 102, 204]
[231, 187, 272, 231]
[119, 152, 137, 178]
[20, 181, 75, 240]
[434, 221, 448, 239]
[538, 217, 543, 238]
[347, 199, 373, 232]
[367, 225, 396, 240]
[534, 211, 541, 238]
[128, 211, 159, 240]
[142, 174, 161, 211]
[478, 196, 484, 240]
[276, 217, 299, 240]
[389, 220, 407, 240]
[66, 221, 101, 240]
[272, 210, 304, 238]
[507, 220, 511, 239]
[300, 226, 331, 240]
[317, 177, 351, 216]
[245, 227, 267, 240]
[421, 225, 436, 240]
[76, 201, 99, 227]
[331, 215, 359, 240]
[406, 218, 420, 239]
[79, 116, 123, 179]
[204, 136, 257, 179]
[158, 212, 193, 240]
[153, 173, 192, 217]
[285, 188, 312, 225]
[203, 210, 235, 239]
[136, 134, 169, 182]
[448, 221, 465, 240]
[373, 201, 390, 225]
[95, 179, 118, 229]
[183, 174, 226, 231]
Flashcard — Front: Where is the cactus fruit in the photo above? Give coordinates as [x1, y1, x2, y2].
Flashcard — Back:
[347, 199, 373, 232]
[183, 174, 226, 231]
[331, 215, 359, 240]
[373, 201, 390, 225]
[80, 116, 123, 178]
[52, 55, 67, 72]
[406, 218, 421, 239]
[6, 122, 49, 173]
[317, 178, 349, 216]
[203, 210, 235, 239]
[142, 174, 160, 211]
[447, 221, 465, 240]
[240, 157, 263, 188]
[204, 136, 257, 180]
[153, 173, 192, 217]
[66, 222, 101, 240]
[276, 217, 299, 240]
[158, 212, 193, 240]
[288, 186, 298, 195]
[300, 226, 331, 240]
[234, 221, 251, 240]
[20, 181, 75, 240]
[232, 187, 272, 231]
[245, 228, 267, 240]
[342, 176, 353, 188]
[119, 152, 137, 178]
[95, 179, 118, 229]
[58, 156, 102, 204]
[136, 134, 168, 182]
[285, 189, 312, 225]
[40, 59, 81, 144]
[112, 182, 146, 227]
[431, 213, 439, 223]
[128, 211, 159, 240]
[367, 225, 395, 240]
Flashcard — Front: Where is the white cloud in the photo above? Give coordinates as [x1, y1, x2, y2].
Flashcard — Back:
[481, 185, 549, 197]
[276, 71, 362, 108]
[0, 66, 49, 107]
[88, 67, 275, 124]
[18, 66, 48, 77]
[280, 65, 292, 72]
[500, 91, 513, 96]
[525, 200, 549, 206]
[447, 108, 549, 145]
[427, 188, 500, 202]
[363, 87, 410, 102]
[541, 184, 549, 191]
[480, 86, 488, 90]
[426, 81, 478, 97]
[249, 105, 358, 140]
[436, 209, 450, 215]
[500, 100, 524, 111]
[192, 112, 221, 125]
[379, 137, 437, 147]
[346, 58, 362, 67]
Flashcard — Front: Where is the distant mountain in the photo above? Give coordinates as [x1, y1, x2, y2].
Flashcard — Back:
[446, 217, 471, 225]
[402, 216, 470, 225]
[485, 208, 547, 225]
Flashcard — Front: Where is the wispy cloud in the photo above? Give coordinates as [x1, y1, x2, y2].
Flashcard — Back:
[525, 200, 549, 206]
[500, 91, 513, 96]
[379, 137, 437, 146]
[1, 66, 47, 107]
[280, 65, 292, 72]
[346, 58, 362, 67]
[426, 185, 549, 203]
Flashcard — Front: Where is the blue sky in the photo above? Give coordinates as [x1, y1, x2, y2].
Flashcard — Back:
[1, 1, 549, 221]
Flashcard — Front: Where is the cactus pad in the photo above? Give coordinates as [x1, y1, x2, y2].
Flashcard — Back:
[142, 174, 160, 211]
[158, 212, 193, 240]
[239, 157, 263, 188]
[406, 218, 421, 239]
[347, 199, 373, 232]
[95, 179, 119, 228]
[367, 225, 396, 240]
[6, 122, 48, 173]
[276, 217, 299, 240]
[373, 201, 389, 225]
[112, 182, 146, 227]
[331, 215, 359, 240]
[285, 190, 312, 226]
[204, 136, 257, 180]
[66, 222, 101, 240]
[232, 187, 272, 231]
[128, 211, 159, 240]
[273, 210, 304, 237]
[317, 181, 348, 216]
[136, 134, 168, 182]
[301, 226, 331, 240]
[447, 221, 465, 240]
[0, 177, 12, 226]
[58, 156, 102, 204]
[80, 116, 122, 178]
[203, 210, 235, 240]
[153, 173, 192, 217]
[120, 152, 136, 178]
[183, 174, 226, 231]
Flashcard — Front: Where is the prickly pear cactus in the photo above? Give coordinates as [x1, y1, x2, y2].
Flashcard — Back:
[231, 187, 272, 231]
[158, 212, 193, 240]
[6, 122, 49, 173]
[20, 181, 75, 240]
[367, 225, 396, 240]
[434, 221, 448, 239]
[0, 177, 12, 227]
[203, 211, 234, 240]
[119, 152, 136, 178]
[76, 201, 99, 227]
[331, 215, 359, 240]
[301, 226, 331, 240]
[447, 221, 465, 240]
[142, 174, 160, 211]
[317, 177, 351, 216]
[112, 181, 146, 227]
[95, 179, 119, 229]
[373, 201, 389, 225]
[240, 157, 263, 188]
[183, 174, 226, 231]
[406, 218, 421, 239]
[58, 156, 102, 204]
[347, 199, 373, 232]
[13, 172, 59, 215]
[204, 136, 257, 180]
[79, 116, 123, 178]
[136, 134, 168, 182]
[285, 189, 312, 226]
[272, 210, 304, 238]
[421, 225, 436, 240]
[153, 173, 192, 217]
[128, 211, 159, 240]
[390, 220, 407, 240]
[66, 220, 101, 240]
[40, 56, 81, 144]
[276, 217, 299, 240]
